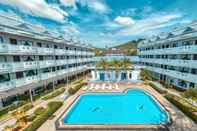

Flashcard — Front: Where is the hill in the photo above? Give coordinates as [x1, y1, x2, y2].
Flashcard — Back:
[93, 39, 143, 56]
[110, 39, 143, 56]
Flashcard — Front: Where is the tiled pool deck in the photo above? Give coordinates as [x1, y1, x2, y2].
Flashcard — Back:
[39, 82, 196, 131]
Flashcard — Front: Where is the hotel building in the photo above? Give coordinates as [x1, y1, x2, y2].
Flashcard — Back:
[138, 21, 197, 89]
[0, 14, 94, 107]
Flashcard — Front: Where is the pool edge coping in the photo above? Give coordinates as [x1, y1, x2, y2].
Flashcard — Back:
[55, 83, 173, 130]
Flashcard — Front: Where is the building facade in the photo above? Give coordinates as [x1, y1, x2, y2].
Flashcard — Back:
[0, 14, 94, 107]
[138, 21, 197, 89]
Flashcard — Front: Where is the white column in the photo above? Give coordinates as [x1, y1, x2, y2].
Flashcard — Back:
[0, 99, 3, 108]
[96, 71, 99, 80]
[127, 71, 130, 81]
[91, 70, 95, 80]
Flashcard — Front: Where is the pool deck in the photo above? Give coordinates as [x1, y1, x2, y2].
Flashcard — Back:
[39, 82, 197, 131]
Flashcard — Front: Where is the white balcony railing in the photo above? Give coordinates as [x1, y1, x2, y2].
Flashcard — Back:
[140, 58, 197, 68]
[140, 45, 197, 55]
[146, 66, 197, 83]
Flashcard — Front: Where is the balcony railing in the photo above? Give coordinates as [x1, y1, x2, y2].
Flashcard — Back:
[146, 66, 197, 83]
[0, 65, 87, 92]
[140, 45, 197, 55]
[0, 43, 93, 56]
[140, 58, 197, 68]
[0, 58, 93, 74]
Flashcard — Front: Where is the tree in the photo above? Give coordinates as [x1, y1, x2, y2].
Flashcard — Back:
[183, 87, 197, 104]
[96, 59, 109, 71]
[121, 58, 132, 70]
[12, 109, 27, 129]
[110, 59, 121, 80]
[121, 58, 132, 80]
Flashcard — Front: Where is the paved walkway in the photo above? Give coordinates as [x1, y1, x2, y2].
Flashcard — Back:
[151, 81, 197, 107]
[0, 88, 68, 131]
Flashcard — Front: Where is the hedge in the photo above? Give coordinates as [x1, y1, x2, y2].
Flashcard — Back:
[165, 94, 197, 122]
[149, 82, 168, 94]
[34, 107, 46, 116]
[25, 101, 63, 131]
[68, 82, 86, 95]
[42, 88, 65, 100]
[0, 101, 27, 118]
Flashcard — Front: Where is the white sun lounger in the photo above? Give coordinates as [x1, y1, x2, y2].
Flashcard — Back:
[108, 85, 112, 90]
[82, 86, 88, 90]
[95, 84, 100, 90]
[115, 84, 119, 90]
[102, 84, 106, 90]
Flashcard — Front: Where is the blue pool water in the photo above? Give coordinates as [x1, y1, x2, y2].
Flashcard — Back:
[64, 89, 169, 125]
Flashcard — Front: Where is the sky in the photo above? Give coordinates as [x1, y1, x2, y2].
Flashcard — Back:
[0, 0, 196, 48]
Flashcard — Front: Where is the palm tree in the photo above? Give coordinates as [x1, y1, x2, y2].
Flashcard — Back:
[111, 59, 121, 81]
[96, 59, 109, 81]
[96, 59, 109, 70]
[121, 58, 132, 80]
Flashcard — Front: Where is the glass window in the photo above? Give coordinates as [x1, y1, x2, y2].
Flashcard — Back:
[0, 74, 10, 83]
[16, 72, 24, 79]
[10, 38, 17, 45]
[0, 36, 3, 43]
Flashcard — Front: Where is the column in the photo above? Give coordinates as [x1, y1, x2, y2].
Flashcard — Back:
[0, 98, 3, 108]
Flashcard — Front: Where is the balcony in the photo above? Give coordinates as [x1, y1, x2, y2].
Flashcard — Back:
[0, 44, 38, 55]
[37, 47, 54, 55]
[39, 60, 56, 68]
[140, 45, 197, 55]
[140, 58, 197, 68]
[146, 66, 197, 83]
[55, 49, 67, 55]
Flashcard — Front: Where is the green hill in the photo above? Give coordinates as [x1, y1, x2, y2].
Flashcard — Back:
[93, 39, 143, 56]
[110, 39, 143, 56]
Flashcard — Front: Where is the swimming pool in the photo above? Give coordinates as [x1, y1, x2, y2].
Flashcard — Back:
[63, 89, 169, 125]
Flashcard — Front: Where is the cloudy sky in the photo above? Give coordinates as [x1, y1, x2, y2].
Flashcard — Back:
[0, 0, 196, 47]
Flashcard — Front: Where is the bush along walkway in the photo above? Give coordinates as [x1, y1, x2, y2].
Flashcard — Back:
[0, 87, 67, 131]
[0, 78, 88, 131]
[148, 81, 197, 123]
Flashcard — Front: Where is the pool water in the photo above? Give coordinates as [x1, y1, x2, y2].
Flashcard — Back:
[64, 89, 169, 125]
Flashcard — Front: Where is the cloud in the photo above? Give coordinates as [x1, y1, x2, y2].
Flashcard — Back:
[79, 0, 110, 14]
[60, 0, 77, 9]
[114, 16, 135, 26]
[116, 13, 183, 36]
[0, 0, 68, 23]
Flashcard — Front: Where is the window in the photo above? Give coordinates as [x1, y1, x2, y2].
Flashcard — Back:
[13, 56, 20, 62]
[0, 36, 3, 43]
[0, 74, 10, 83]
[16, 72, 23, 79]
[37, 42, 42, 47]
[39, 56, 44, 61]
[193, 54, 197, 60]
[10, 38, 17, 45]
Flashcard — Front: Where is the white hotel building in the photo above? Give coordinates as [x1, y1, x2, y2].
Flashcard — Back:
[0, 14, 94, 107]
[138, 21, 197, 89]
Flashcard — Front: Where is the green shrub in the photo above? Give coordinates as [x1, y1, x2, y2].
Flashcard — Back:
[165, 94, 197, 122]
[25, 101, 63, 131]
[22, 103, 33, 112]
[0, 101, 28, 118]
[0, 106, 9, 117]
[34, 107, 46, 116]
[26, 114, 36, 122]
[42, 88, 65, 100]
[149, 82, 168, 94]
[68, 82, 85, 95]
[140, 69, 154, 81]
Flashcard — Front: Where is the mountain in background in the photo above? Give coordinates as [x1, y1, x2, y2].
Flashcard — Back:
[93, 39, 143, 56]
